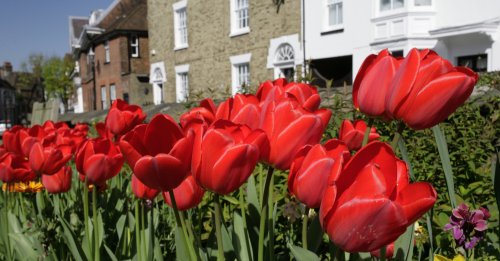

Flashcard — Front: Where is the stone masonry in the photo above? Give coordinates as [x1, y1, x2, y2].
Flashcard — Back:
[148, 0, 301, 102]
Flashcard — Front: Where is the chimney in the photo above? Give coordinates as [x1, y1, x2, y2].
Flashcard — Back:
[1, 62, 13, 78]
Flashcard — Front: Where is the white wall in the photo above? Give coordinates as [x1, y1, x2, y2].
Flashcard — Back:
[434, 0, 500, 29]
[305, 0, 372, 60]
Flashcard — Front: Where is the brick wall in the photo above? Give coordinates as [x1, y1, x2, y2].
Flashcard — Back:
[148, 0, 301, 102]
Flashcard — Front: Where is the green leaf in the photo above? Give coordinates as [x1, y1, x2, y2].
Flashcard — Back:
[59, 215, 86, 261]
[432, 125, 457, 208]
[232, 212, 253, 261]
[175, 226, 189, 261]
[288, 243, 320, 261]
[223, 195, 240, 205]
[9, 233, 41, 260]
[306, 215, 323, 252]
[493, 148, 500, 213]
[394, 223, 414, 261]
[103, 244, 119, 261]
[116, 214, 127, 241]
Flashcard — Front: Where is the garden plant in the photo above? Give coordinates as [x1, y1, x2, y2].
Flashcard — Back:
[0, 48, 499, 260]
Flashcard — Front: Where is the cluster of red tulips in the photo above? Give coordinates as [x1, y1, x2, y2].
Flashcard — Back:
[0, 48, 478, 259]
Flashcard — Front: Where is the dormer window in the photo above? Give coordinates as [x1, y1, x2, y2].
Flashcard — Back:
[104, 40, 110, 63]
[130, 35, 139, 58]
[380, 0, 404, 11]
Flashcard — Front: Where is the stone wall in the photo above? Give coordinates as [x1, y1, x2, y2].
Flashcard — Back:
[148, 0, 302, 102]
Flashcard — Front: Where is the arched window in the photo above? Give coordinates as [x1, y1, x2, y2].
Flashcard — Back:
[274, 43, 295, 64]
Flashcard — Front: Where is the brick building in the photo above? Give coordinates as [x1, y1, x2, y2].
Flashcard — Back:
[147, 0, 303, 104]
[71, 0, 151, 112]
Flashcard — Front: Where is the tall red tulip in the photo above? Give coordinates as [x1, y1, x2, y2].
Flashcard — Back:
[163, 175, 205, 211]
[354, 49, 478, 129]
[42, 166, 72, 194]
[320, 141, 436, 252]
[385, 49, 478, 129]
[288, 139, 350, 208]
[192, 120, 269, 195]
[119, 114, 193, 191]
[215, 94, 261, 130]
[0, 152, 35, 183]
[339, 119, 380, 151]
[29, 142, 72, 175]
[180, 98, 217, 127]
[256, 78, 321, 111]
[105, 99, 147, 136]
[76, 138, 124, 185]
[260, 97, 331, 170]
[131, 175, 159, 200]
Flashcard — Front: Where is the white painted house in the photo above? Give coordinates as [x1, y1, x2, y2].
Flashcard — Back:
[305, 0, 500, 86]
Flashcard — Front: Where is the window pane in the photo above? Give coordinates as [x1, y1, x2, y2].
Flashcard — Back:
[337, 3, 343, 24]
[381, 0, 391, 11]
[101, 86, 107, 109]
[415, 0, 431, 6]
[110, 85, 116, 103]
[394, 0, 404, 9]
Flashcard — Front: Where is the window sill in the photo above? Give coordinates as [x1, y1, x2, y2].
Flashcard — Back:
[174, 45, 189, 51]
[321, 26, 344, 35]
[229, 28, 250, 38]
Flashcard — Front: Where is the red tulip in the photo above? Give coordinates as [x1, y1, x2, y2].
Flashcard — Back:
[260, 97, 331, 170]
[256, 78, 321, 111]
[105, 99, 147, 136]
[320, 141, 436, 252]
[216, 94, 261, 130]
[42, 166, 72, 194]
[163, 175, 205, 211]
[76, 138, 124, 185]
[384, 49, 478, 129]
[2, 125, 30, 156]
[131, 175, 159, 200]
[354, 49, 478, 129]
[339, 119, 380, 151]
[192, 120, 269, 195]
[29, 142, 72, 175]
[95, 122, 113, 139]
[288, 139, 350, 208]
[119, 114, 193, 191]
[180, 98, 217, 128]
[0, 152, 35, 183]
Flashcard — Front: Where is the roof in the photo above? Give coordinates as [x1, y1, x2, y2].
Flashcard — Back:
[0, 78, 15, 90]
[97, 0, 148, 32]
[69, 16, 89, 48]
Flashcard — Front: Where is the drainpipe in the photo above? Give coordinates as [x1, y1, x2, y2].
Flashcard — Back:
[301, 0, 306, 78]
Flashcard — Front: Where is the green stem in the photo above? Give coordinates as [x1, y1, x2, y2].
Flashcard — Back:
[380, 246, 387, 261]
[390, 122, 405, 152]
[92, 186, 100, 261]
[135, 200, 142, 261]
[361, 119, 374, 147]
[141, 203, 146, 261]
[168, 190, 198, 261]
[214, 194, 225, 261]
[258, 166, 275, 261]
[83, 180, 91, 258]
[302, 207, 309, 250]
[239, 187, 252, 259]
[268, 173, 275, 261]
[5, 190, 11, 261]
[148, 200, 154, 261]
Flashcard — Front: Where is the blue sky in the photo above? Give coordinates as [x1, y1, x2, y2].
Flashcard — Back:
[0, 1, 114, 70]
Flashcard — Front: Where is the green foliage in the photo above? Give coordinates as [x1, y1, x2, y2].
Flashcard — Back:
[477, 71, 500, 90]
[41, 55, 74, 102]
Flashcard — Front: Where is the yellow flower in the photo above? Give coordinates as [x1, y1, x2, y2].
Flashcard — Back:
[2, 181, 44, 193]
[434, 254, 466, 261]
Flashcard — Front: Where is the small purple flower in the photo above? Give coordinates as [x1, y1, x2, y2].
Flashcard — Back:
[444, 203, 490, 250]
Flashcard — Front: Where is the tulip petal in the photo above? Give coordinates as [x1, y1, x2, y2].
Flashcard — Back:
[402, 71, 476, 129]
[293, 157, 337, 208]
[398, 182, 436, 224]
[134, 154, 187, 191]
[145, 114, 184, 156]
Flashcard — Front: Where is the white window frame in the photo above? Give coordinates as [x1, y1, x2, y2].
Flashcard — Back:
[230, 53, 251, 95]
[175, 64, 190, 103]
[379, 0, 405, 12]
[173, 0, 188, 50]
[324, 0, 343, 32]
[110, 84, 117, 104]
[414, 0, 432, 7]
[229, 0, 250, 37]
[104, 40, 110, 63]
[101, 86, 108, 109]
[130, 35, 139, 58]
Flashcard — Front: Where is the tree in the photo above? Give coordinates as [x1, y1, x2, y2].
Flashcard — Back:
[41, 55, 75, 110]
